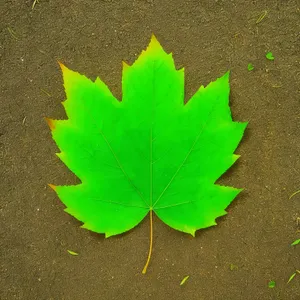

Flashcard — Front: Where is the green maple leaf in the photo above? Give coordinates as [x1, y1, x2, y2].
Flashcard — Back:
[47, 35, 247, 273]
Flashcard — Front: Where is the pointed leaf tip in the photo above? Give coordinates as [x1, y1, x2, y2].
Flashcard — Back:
[58, 61, 67, 71]
[222, 71, 230, 81]
[150, 33, 158, 42]
[148, 34, 162, 52]
[122, 61, 130, 71]
[105, 232, 113, 238]
[45, 117, 56, 130]
[190, 229, 196, 237]
[48, 183, 57, 191]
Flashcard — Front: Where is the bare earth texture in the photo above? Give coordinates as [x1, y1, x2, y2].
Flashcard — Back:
[1, 0, 299, 299]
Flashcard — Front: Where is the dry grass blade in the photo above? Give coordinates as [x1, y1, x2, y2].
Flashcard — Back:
[32, 0, 39, 10]
[256, 10, 267, 24]
[289, 190, 300, 200]
[7, 27, 18, 40]
[40, 88, 51, 97]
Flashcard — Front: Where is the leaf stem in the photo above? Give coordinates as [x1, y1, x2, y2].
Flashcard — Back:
[142, 209, 153, 274]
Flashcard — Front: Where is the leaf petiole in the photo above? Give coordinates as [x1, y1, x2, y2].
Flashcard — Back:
[142, 209, 153, 274]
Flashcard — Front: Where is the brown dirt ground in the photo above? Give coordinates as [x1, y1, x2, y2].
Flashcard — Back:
[1, 0, 299, 299]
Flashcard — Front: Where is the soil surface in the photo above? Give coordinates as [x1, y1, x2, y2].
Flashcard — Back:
[1, 1, 299, 299]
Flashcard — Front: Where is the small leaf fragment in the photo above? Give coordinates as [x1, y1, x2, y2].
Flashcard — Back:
[180, 275, 190, 286]
[287, 272, 296, 284]
[247, 63, 254, 71]
[230, 264, 238, 270]
[268, 280, 276, 288]
[266, 52, 275, 60]
[291, 239, 300, 246]
[67, 250, 79, 256]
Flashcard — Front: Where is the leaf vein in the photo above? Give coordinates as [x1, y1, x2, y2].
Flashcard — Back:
[154, 200, 195, 210]
[89, 197, 148, 209]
